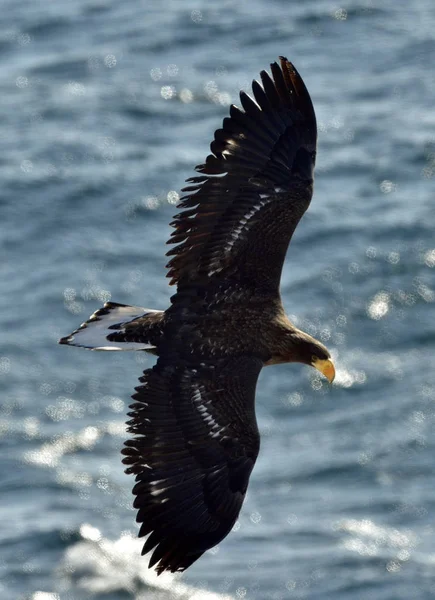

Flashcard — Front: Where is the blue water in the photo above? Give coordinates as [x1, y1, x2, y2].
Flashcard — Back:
[1, 0, 435, 598]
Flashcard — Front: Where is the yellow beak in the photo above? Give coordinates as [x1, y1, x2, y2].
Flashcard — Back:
[312, 358, 335, 383]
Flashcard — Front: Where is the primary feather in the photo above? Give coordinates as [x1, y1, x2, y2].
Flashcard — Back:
[166, 57, 317, 291]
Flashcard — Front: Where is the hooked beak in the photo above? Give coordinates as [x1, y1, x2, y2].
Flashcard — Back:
[312, 358, 335, 383]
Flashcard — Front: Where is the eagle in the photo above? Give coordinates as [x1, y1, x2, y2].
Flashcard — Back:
[59, 57, 335, 574]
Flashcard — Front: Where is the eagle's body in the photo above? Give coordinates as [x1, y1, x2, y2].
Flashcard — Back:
[60, 57, 335, 574]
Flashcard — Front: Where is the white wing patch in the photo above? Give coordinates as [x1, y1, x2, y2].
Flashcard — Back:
[207, 193, 274, 276]
[192, 382, 227, 440]
[59, 302, 162, 351]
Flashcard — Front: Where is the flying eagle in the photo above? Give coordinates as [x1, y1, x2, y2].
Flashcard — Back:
[60, 57, 335, 574]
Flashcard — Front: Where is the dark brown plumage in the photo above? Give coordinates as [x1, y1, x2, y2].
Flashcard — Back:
[166, 57, 316, 290]
[59, 57, 335, 574]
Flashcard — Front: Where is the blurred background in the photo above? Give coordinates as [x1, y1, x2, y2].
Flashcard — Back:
[1, 0, 434, 598]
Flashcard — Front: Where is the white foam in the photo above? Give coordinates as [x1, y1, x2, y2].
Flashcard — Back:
[60, 531, 236, 599]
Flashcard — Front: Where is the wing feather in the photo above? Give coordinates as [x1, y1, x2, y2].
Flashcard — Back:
[122, 355, 263, 574]
[166, 57, 317, 291]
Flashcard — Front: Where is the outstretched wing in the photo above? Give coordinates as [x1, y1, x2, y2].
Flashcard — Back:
[122, 355, 263, 574]
[166, 56, 317, 292]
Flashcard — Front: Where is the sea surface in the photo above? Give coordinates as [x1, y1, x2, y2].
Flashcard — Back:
[1, 0, 435, 598]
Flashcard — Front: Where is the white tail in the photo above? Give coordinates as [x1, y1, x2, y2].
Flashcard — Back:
[59, 302, 163, 350]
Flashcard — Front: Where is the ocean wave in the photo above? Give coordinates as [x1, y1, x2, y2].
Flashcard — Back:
[60, 529, 235, 599]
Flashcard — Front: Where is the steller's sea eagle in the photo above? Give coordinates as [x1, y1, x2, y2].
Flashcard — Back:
[59, 57, 336, 574]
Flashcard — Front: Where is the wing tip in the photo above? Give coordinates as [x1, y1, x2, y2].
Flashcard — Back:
[165, 55, 316, 286]
[278, 56, 297, 77]
[278, 56, 316, 121]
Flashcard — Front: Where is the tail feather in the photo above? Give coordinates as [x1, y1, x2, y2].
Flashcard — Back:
[59, 302, 164, 351]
